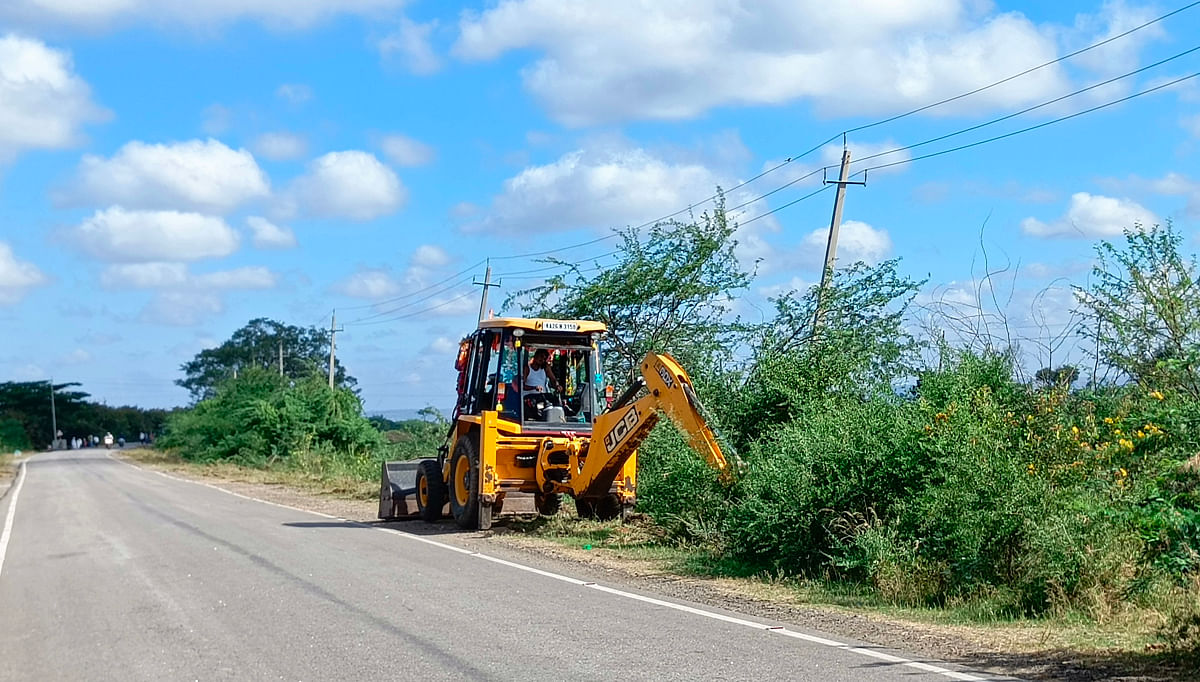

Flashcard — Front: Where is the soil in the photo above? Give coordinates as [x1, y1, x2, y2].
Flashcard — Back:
[119, 450, 1196, 681]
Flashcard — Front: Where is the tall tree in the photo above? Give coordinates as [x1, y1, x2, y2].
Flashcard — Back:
[1076, 222, 1200, 395]
[177, 318, 355, 401]
[508, 197, 752, 384]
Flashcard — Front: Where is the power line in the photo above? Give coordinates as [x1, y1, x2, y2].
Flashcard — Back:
[849, 43, 1200, 170]
[342, 272, 476, 324]
[737, 184, 836, 227]
[334, 259, 486, 311]
[480, 0, 1200, 265]
[843, 0, 1200, 136]
[859, 70, 1200, 175]
[342, 290, 478, 327]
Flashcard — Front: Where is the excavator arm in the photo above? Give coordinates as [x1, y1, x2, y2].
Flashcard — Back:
[572, 352, 731, 500]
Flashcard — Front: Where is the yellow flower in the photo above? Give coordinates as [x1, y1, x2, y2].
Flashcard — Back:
[1150, 390, 1165, 401]
[1104, 417, 1114, 425]
[1136, 430, 1146, 439]
[1071, 426, 1080, 437]
[1118, 439, 1134, 452]
[1114, 429, 1122, 436]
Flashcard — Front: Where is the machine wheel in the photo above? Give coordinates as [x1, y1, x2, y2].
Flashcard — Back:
[415, 459, 446, 523]
[593, 494, 623, 521]
[449, 437, 480, 529]
[536, 493, 562, 517]
[574, 497, 595, 519]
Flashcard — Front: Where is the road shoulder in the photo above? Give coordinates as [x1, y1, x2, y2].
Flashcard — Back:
[114, 448, 1193, 681]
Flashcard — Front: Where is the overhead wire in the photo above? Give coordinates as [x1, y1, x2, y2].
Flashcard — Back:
[480, 0, 1200, 266]
[842, 0, 1200, 136]
[341, 290, 478, 327]
[847, 43, 1200, 170]
[333, 259, 487, 312]
[342, 272, 477, 325]
[326, 2, 1200, 328]
[858, 70, 1200, 176]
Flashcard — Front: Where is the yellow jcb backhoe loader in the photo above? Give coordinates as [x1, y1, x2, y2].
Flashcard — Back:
[378, 317, 731, 530]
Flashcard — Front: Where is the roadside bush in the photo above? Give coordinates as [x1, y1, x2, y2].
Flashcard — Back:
[158, 368, 383, 475]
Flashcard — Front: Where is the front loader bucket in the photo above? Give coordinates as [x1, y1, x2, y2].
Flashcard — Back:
[378, 460, 422, 520]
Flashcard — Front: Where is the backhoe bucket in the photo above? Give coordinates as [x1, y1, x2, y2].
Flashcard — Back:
[378, 460, 422, 520]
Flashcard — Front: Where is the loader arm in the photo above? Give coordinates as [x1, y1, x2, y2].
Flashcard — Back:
[573, 352, 730, 499]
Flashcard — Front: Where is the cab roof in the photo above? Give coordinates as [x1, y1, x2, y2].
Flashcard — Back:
[477, 317, 607, 334]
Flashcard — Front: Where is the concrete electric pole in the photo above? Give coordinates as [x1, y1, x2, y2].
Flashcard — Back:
[327, 311, 343, 388]
[814, 145, 867, 328]
[474, 262, 500, 324]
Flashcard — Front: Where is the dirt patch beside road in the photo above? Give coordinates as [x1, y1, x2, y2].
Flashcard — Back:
[118, 448, 1195, 681]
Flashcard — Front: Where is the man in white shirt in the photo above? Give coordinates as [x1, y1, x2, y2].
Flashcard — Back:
[523, 348, 560, 393]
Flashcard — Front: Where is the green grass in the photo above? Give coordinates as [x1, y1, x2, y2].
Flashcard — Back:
[503, 511, 1200, 661]
[123, 447, 378, 500]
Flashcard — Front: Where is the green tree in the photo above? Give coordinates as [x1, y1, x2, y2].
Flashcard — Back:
[1076, 222, 1200, 395]
[178, 317, 355, 401]
[508, 197, 752, 384]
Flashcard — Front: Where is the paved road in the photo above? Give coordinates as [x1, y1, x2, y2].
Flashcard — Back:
[0, 450, 1002, 681]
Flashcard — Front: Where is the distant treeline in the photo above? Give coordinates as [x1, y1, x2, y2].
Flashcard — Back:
[0, 380, 170, 451]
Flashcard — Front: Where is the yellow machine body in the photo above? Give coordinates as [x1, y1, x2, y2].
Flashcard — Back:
[379, 317, 729, 529]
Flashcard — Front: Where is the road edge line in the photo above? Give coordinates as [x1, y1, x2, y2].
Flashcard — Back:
[0, 459, 29, 580]
[108, 452, 991, 681]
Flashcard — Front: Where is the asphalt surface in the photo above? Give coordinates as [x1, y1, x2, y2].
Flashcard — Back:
[0, 450, 1006, 681]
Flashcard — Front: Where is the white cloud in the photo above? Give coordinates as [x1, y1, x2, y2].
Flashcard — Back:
[1, 1, 409, 31]
[252, 131, 307, 161]
[821, 140, 911, 175]
[72, 207, 240, 262]
[379, 17, 441, 75]
[1099, 172, 1200, 220]
[60, 348, 92, 365]
[379, 133, 435, 166]
[66, 139, 269, 214]
[1021, 192, 1158, 238]
[139, 291, 222, 327]
[100, 262, 189, 289]
[799, 220, 893, 267]
[0, 242, 48, 304]
[412, 244, 450, 267]
[471, 145, 724, 233]
[101, 262, 278, 290]
[0, 34, 106, 161]
[245, 216, 297, 249]
[201, 104, 231, 135]
[334, 269, 403, 299]
[454, 1, 1076, 125]
[284, 150, 406, 221]
[193, 266, 277, 290]
[1184, 115, 1200, 139]
[428, 336, 458, 354]
[275, 83, 313, 104]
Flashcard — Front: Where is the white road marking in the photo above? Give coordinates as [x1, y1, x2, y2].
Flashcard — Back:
[0, 459, 29, 580]
[109, 453, 993, 681]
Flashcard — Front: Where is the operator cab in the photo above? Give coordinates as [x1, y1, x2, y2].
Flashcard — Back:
[454, 318, 607, 431]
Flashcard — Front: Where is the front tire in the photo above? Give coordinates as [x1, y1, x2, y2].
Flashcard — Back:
[448, 437, 480, 529]
[536, 493, 562, 517]
[415, 459, 446, 523]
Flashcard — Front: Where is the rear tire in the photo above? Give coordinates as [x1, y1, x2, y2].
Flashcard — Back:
[536, 493, 562, 517]
[449, 437, 480, 530]
[415, 459, 446, 523]
[593, 494, 623, 521]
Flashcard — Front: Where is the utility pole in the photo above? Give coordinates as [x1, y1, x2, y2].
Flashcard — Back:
[278, 339, 284, 377]
[49, 378, 57, 450]
[474, 261, 500, 324]
[327, 310, 343, 388]
[814, 144, 867, 328]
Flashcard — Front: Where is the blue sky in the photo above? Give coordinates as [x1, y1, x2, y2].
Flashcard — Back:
[0, 0, 1197, 412]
